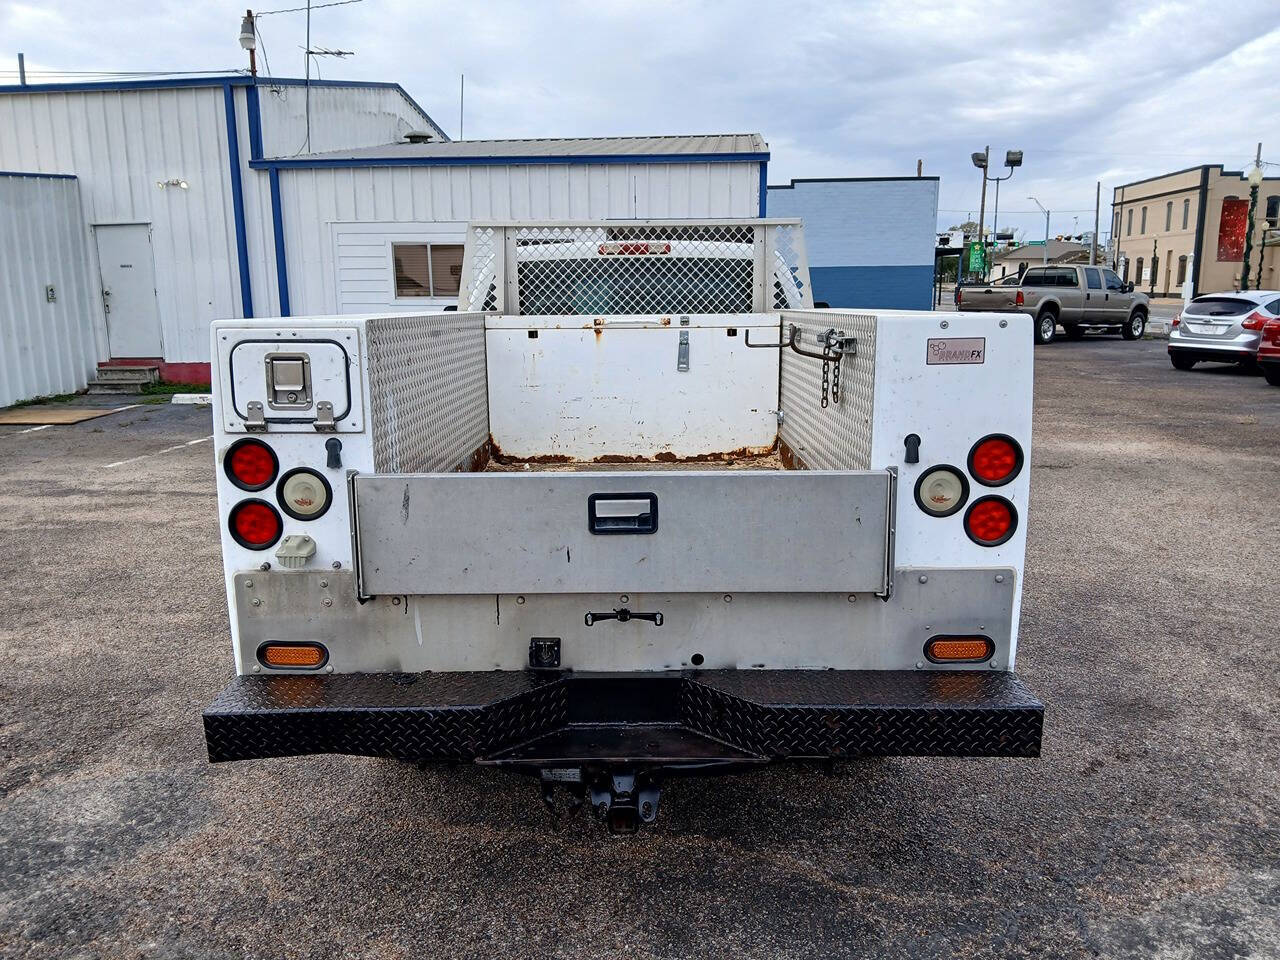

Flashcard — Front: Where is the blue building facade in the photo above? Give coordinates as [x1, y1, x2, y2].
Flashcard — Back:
[767, 177, 939, 310]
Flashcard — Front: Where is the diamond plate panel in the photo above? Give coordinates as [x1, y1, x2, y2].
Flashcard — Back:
[204, 673, 568, 763]
[778, 309, 878, 470]
[365, 312, 490, 473]
[203, 670, 1041, 764]
[681, 670, 1042, 758]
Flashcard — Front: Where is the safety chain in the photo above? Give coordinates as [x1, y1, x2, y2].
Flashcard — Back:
[819, 328, 844, 408]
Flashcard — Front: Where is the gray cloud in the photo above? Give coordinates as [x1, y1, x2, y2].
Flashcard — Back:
[3, 0, 1278, 239]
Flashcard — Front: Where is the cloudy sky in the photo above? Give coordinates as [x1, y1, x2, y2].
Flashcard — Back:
[4, 0, 1279, 241]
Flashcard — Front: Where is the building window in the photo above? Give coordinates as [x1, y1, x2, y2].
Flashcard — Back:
[1177, 255, 1187, 285]
[1267, 195, 1280, 228]
[1126, 208, 1133, 236]
[1165, 201, 1173, 232]
[392, 243, 464, 298]
[1140, 206, 1147, 234]
[1135, 257, 1144, 283]
[1182, 198, 1190, 230]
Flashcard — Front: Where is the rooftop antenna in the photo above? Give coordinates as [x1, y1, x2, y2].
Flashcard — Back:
[459, 73, 464, 140]
[17, 52, 25, 85]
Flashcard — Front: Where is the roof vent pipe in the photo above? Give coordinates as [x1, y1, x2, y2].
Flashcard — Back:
[403, 130, 435, 144]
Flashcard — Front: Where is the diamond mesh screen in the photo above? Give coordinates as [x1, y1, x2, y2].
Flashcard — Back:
[460, 221, 810, 315]
[778, 310, 878, 470]
[365, 312, 490, 473]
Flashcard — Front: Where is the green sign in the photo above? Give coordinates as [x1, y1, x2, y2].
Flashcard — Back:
[966, 242, 985, 272]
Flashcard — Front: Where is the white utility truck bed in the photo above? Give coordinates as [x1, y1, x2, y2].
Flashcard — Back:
[203, 220, 1042, 831]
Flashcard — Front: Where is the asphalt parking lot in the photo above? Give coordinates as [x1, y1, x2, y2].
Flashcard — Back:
[2, 338, 1278, 960]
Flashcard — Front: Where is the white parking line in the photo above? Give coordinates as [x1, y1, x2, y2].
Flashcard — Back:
[104, 435, 213, 469]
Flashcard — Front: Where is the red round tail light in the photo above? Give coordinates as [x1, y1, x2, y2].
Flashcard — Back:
[229, 499, 283, 550]
[224, 438, 279, 491]
[964, 496, 1017, 546]
[968, 434, 1023, 486]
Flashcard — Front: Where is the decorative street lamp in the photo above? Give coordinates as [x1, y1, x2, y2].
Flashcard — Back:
[1241, 161, 1264, 291]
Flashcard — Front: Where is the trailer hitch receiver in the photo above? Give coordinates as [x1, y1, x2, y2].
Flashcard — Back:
[589, 770, 662, 834]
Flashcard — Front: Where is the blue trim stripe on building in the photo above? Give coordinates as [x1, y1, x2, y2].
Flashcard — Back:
[758, 161, 767, 217]
[0, 170, 77, 179]
[808, 265, 936, 312]
[245, 84, 263, 162]
[222, 84, 254, 319]
[249, 151, 769, 171]
[268, 166, 290, 317]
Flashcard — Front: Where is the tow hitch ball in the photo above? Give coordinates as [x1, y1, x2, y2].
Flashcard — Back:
[541, 769, 662, 833]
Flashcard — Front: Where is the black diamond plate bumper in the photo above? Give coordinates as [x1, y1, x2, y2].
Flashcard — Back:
[204, 670, 1042, 765]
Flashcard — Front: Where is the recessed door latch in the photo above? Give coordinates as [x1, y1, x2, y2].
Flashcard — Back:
[265, 354, 312, 410]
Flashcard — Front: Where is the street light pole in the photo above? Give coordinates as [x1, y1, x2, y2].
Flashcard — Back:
[1029, 197, 1050, 265]
[986, 150, 1023, 280]
[1241, 143, 1263, 292]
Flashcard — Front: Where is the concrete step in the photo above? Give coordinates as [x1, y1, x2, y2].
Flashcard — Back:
[94, 365, 160, 383]
[86, 380, 150, 395]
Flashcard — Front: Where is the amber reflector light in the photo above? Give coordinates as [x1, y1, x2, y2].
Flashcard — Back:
[260, 643, 327, 669]
[925, 636, 994, 663]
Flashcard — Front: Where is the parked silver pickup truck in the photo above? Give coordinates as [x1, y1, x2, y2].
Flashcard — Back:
[958, 265, 1148, 344]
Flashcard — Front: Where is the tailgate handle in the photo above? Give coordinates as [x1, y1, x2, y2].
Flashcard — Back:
[588, 493, 658, 535]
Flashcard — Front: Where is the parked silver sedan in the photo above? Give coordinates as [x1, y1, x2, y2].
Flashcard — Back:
[1168, 290, 1280, 370]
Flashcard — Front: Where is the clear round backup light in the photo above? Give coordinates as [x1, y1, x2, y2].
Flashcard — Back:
[914, 465, 969, 517]
[278, 468, 332, 520]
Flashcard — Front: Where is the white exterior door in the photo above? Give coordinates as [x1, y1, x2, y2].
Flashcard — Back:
[95, 223, 162, 357]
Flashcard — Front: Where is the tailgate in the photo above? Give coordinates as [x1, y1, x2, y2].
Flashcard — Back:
[352, 470, 894, 596]
[959, 285, 1017, 310]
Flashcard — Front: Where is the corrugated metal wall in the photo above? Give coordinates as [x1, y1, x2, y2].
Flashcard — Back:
[0, 82, 434, 364]
[272, 161, 762, 316]
[256, 84, 439, 158]
[0, 86, 241, 363]
[0, 175, 100, 406]
[234, 84, 436, 322]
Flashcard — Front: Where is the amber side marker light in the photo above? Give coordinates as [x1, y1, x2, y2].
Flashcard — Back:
[258, 642, 328, 670]
[925, 636, 994, 664]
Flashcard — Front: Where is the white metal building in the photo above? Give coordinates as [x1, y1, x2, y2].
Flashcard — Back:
[0, 73, 768, 393]
[262, 135, 767, 318]
[0, 172, 100, 406]
[0, 75, 442, 384]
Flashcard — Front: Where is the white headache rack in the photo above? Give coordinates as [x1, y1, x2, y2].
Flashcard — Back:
[457, 219, 813, 315]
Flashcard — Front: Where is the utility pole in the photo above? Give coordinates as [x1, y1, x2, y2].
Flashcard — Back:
[974, 145, 989, 281]
[1091, 181, 1100, 265]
